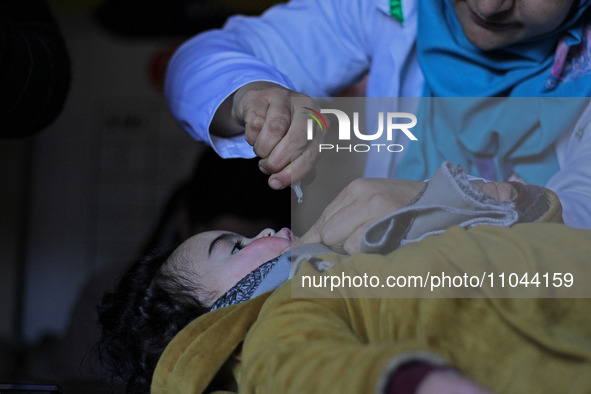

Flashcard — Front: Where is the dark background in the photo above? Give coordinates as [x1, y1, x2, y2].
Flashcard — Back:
[0, 0, 288, 391]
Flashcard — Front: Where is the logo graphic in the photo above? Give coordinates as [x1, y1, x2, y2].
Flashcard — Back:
[303, 107, 328, 133]
[304, 107, 418, 153]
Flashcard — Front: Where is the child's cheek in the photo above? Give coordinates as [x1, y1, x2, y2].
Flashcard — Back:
[243, 238, 290, 259]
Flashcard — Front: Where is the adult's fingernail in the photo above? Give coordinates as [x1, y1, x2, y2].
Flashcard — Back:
[270, 179, 283, 189]
[258, 161, 270, 175]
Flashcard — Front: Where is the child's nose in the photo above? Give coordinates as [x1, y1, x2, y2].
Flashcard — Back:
[253, 228, 276, 239]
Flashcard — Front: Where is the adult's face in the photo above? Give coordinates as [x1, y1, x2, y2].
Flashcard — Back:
[452, 0, 576, 50]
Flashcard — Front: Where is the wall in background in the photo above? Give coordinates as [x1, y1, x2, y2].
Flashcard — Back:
[0, 140, 30, 342]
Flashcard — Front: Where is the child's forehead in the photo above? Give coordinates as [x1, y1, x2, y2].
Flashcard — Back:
[192, 229, 230, 243]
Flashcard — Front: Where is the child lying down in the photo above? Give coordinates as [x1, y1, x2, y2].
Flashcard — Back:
[98, 163, 589, 393]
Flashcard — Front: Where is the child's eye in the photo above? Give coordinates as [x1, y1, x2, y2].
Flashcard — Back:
[231, 241, 244, 254]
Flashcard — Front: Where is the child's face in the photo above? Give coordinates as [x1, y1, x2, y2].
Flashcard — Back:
[452, 0, 575, 50]
[168, 227, 294, 305]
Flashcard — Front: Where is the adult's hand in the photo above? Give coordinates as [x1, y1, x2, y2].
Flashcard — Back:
[296, 178, 426, 255]
[295, 177, 518, 255]
[212, 81, 322, 190]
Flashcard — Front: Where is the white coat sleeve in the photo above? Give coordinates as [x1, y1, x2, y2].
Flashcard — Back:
[546, 103, 591, 229]
[164, 0, 375, 158]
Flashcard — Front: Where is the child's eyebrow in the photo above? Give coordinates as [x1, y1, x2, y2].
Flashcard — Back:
[208, 233, 236, 257]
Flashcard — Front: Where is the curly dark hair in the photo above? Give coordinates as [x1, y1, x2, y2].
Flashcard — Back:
[97, 249, 208, 393]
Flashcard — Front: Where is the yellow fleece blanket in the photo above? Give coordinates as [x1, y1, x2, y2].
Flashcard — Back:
[153, 223, 591, 393]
